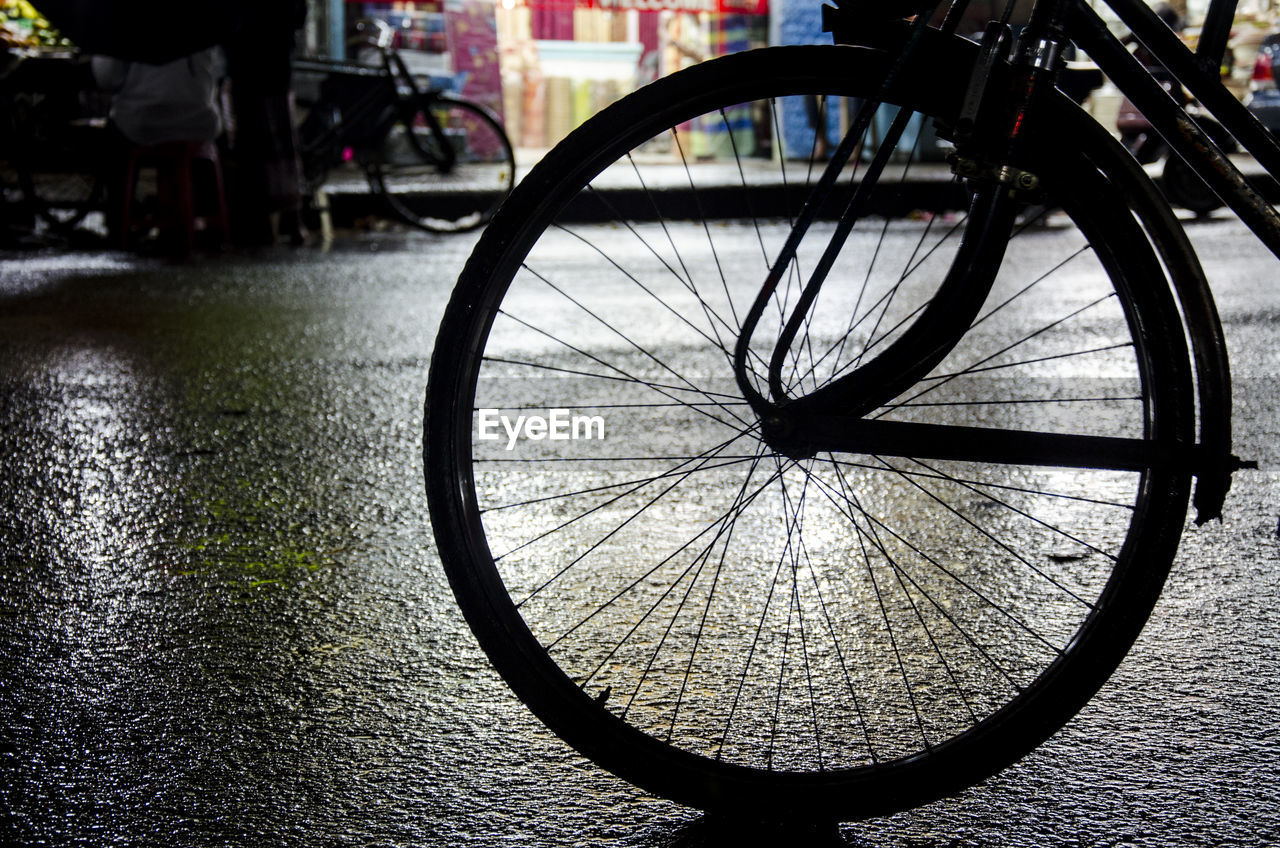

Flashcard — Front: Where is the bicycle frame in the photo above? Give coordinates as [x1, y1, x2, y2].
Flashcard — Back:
[295, 49, 455, 184]
[823, 0, 1280, 256]
[295, 60, 398, 175]
[781, 0, 1280, 341]
[1066, 0, 1280, 258]
[380, 48, 458, 171]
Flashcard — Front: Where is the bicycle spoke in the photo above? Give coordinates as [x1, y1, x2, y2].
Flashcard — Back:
[717, 470, 796, 759]
[889, 288, 1116, 410]
[903, 456, 1121, 560]
[575, 185, 741, 364]
[834, 468, 980, 732]
[589, 449, 770, 699]
[902, 342, 1135, 384]
[805, 461, 1058, 672]
[798, 518, 877, 763]
[795, 415, 1174, 472]
[544, 458, 784, 650]
[787, 213, 968, 395]
[778, 470, 827, 769]
[666, 453, 760, 742]
[498, 425, 760, 571]
[822, 455, 1136, 510]
[673, 127, 740, 334]
[504, 273, 752, 430]
[480, 454, 757, 514]
[871, 455, 1096, 609]
[884, 393, 1142, 410]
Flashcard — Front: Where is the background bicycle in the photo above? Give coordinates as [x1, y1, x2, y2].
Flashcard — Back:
[0, 51, 106, 238]
[294, 20, 515, 235]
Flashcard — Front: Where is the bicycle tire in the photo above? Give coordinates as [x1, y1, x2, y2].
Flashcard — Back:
[14, 116, 104, 233]
[425, 44, 1195, 818]
[1161, 152, 1222, 216]
[19, 167, 102, 231]
[370, 94, 514, 233]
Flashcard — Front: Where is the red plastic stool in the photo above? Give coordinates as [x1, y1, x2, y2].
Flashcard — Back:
[121, 139, 228, 255]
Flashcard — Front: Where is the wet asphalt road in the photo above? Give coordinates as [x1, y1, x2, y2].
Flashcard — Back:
[1, 217, 1277, 847]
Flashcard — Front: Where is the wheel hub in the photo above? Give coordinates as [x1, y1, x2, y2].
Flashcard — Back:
[760, 410, 818, 461]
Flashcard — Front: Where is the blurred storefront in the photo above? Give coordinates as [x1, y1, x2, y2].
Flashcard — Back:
[316, 1, 505, 120]
[497, 0, 769, 150]
[12, 0, 1280, 166]
[310, 0, 768, 152]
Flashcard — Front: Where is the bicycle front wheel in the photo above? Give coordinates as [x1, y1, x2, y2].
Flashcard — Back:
[426, 44, 1195, 817]
[371, 94, 514, 233]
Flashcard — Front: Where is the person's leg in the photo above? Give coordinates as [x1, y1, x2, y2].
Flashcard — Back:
[262, 90, 307, 245]
[226, 82, 277, 247]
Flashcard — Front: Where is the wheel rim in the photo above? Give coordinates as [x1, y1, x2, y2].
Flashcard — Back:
[376, 98, 514, 233]
[428, 47, 1193, 815]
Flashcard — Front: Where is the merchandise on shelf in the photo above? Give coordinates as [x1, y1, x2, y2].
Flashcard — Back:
[1, 0, 71, 49]
[345, 0, 503, 118]
[497, 0, 767, 150]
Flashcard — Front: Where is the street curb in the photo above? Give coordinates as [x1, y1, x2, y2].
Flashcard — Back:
[318, 158, 1280, 229]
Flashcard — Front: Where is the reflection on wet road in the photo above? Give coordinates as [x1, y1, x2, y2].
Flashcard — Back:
[1, 220, 1277, 846]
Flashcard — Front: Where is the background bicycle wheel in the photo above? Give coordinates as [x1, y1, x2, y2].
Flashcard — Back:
[372, 95, 514, 233]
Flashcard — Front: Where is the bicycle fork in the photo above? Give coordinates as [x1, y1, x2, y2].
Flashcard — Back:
[735, 9, 1071, 465]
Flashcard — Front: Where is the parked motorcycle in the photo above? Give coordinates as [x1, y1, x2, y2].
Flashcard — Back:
[1116, 73, 1238, 216]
